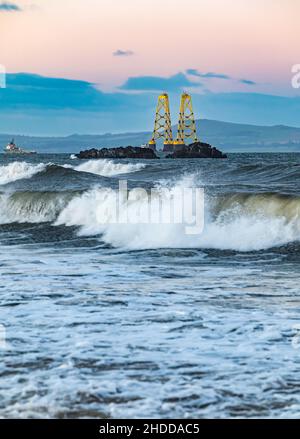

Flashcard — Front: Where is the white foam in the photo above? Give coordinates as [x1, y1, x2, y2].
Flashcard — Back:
[56, 180, 300, 252]
[55, 185, 200, 248]
[0, 162, 46, 185]
[199, 212, 299, 252]
[0, 160, 145, 184]
[73, 159, 146, 177]
[1, 165, 299, 251]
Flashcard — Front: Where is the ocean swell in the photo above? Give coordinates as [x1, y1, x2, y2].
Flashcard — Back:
[73, 159, 146, 177]
[0, 160, 146, 186]
[1, 180, 300, 251]
[0, 162, 47, 185]
[56, 188, 300, 252]
[0, 191, 77, 224]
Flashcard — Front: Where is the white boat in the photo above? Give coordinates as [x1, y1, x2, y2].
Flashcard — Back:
[4, 139, 36, 155]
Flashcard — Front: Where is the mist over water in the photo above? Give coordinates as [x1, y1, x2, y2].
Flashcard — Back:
[1, 152, 300, 418]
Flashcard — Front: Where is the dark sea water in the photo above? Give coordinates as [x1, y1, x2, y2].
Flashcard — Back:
[1, 152, 300, 418]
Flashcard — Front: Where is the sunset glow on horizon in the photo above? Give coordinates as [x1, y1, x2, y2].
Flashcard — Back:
[1, 0, 299, 95]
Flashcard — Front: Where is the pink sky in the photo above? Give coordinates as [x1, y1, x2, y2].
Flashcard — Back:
[1, 0, 299, 94]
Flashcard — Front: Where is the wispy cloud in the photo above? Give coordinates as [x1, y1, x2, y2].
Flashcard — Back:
[239, 79, 256, 85]
[187, 69, 230, 80]
[120, 73, 200, 92]
[113, 49, 134, 57]
[186, 69, 257, 86]
[0, 2, 21, 11]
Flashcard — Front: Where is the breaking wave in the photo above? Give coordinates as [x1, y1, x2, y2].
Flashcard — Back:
[0, 160, 146, 186]
[0, 162, 47, 185]
[0, 191, 76, 224]
[73, 159, 146, 177]
[1, 168, 300, 251]
[55, 188, 300, 251]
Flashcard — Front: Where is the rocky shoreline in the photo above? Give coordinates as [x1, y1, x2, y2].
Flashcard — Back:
[166, 142, 227, 159]
[76, 142, 227, 159]
[76, 146, 158, 159]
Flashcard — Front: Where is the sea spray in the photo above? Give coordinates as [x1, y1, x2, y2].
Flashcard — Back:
[73, 159, 146, 177]
[56, 180, 205, 239]
[0, 159, 146, 187]
[1, 170, 300, 250]
[0, 162, 47, 185]
[56, 187, 300, 251]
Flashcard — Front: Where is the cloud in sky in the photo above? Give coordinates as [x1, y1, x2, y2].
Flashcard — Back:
[1, 73, 300, 135]
[187, 69, 257, 86]
[240, 79, 256, 85]
[120, 73, 200, 92]
[113, 49, 134, 57]
[0, 2, 21, 11]
[1, 73, 145, 111]
[187, 69, 230, 80]
[0, 0, 297, 97]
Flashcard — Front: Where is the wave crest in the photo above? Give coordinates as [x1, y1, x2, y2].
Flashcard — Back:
[1, 177, 300, 251]
[55, 187, 300, 251]
[0, 162, 46, 185]
[0, 159, 146, 186]
[0, 191, 76, 224]
[73, 159, 146, 177]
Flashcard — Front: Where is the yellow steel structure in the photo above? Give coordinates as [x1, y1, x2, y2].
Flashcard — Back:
[149, 93, 173, 150]
[174, 92, 198, 148]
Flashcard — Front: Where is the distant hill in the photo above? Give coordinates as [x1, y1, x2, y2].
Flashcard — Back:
[1, 119, 300, 153]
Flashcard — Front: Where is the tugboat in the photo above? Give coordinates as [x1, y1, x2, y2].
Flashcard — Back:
[4, 139, 36, 155]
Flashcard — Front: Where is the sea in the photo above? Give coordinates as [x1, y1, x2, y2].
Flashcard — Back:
[1, 152, 300, 418]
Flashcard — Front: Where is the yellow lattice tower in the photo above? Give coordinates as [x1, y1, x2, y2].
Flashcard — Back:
[174, 93, 198, 149]
[149, 93, 173, 150]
